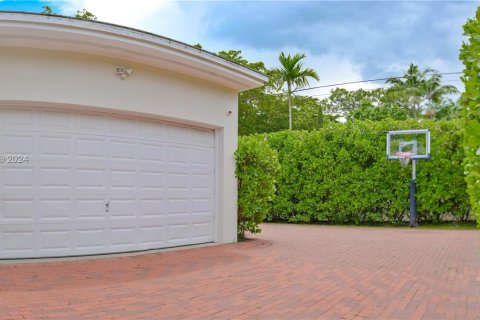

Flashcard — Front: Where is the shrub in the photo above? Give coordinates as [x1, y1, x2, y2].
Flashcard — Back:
[263, 130, 307, 221]
[460, 6, 480, 227]
[240, 119, 468, 225]
[235, 135, 280, 239]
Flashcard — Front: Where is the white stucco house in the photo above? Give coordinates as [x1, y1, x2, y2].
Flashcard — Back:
[0, 12, 266, 259]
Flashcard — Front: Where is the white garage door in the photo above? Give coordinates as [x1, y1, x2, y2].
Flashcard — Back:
[0, 107, 215, 258]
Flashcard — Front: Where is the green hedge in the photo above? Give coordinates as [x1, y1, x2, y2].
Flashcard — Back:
[238, 119, 469, 225]
[235, 136, 280, 239]
[460, 6, 480, 226]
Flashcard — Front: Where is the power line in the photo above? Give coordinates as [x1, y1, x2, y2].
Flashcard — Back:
[239, 71, 463, 101]
[442, 79, 463, 83]
[306, 79, 463, 97]
[294, 72, 462, 93]
[308, 88, 379, 97]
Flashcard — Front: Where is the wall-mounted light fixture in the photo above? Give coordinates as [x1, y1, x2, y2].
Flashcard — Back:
[115, 66, 132, 80]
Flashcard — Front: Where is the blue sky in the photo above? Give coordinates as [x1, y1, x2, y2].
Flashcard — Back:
[0, 0, 477, 96]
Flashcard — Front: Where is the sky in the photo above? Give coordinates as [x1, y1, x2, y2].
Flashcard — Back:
[0, 0, 478, 97]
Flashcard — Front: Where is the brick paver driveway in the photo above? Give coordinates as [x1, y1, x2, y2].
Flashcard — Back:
[1, 224, 479, 319]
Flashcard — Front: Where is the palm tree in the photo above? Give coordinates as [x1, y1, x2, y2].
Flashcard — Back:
[271, 52, 319, 130]
[421, 72, 458, 107]
[387, 64, 458, 118]
[386, 64, 426, 118]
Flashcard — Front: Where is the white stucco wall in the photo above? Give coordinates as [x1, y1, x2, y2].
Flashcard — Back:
[0, 46, 239, 244]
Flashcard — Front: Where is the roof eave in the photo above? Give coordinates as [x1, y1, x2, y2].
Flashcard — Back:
[0, 11, 267, 91]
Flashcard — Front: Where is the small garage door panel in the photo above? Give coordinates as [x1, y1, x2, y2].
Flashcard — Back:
[0, 107, 215, 258]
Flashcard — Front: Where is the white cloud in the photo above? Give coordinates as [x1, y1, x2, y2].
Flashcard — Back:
[55, 0, 207, 44]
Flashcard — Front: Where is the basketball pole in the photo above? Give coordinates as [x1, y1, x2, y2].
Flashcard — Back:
[409, 159, 417, 227]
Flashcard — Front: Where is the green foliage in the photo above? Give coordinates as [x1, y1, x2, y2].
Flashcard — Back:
[239, 91, 288, 135]
[239, 93, 326, 135]
[349, 102, 408, 121]
[217, 50, 267, 73]
[460, 6, 480, 227]
[218, 49, 325, 135]
[271, 52, 320, 90]
[428, 99, 461, 120]
[292, 96, 325, 130]
[237, 120, 469, 225]
[218, 48, 458, 136]
[75, 9, 97, 20]
[325, 88, 409, 121]
[262, 131, 308, 221]
[270, 52, 320, 130]
[217, 48, 458, 136]
[40, 5, 54, 15]
[386, 64, 458, 118]
[235, 136, 280, 239]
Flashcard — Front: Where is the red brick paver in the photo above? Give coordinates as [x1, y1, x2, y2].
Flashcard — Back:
[1, 224, 479, 319]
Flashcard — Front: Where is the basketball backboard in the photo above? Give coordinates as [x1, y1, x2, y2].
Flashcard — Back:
[386, 129, 430, 160]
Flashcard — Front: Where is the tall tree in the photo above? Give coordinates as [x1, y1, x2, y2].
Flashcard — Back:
[386, 63, 458, 118]
[421, 72, 458, 117]
[386, 64, 425, 118]
[271, 52, 319, 130]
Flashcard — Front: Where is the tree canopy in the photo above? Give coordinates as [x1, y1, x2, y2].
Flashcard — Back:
[386, 63, 458, 118]
[221, 52, 460, 135]
[74, 9, 97, 21]
[40, 5, 54, 15]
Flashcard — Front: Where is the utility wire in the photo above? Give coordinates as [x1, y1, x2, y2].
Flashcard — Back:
[293, 72, 462, 93]
[305, 79, 463, 97]
[239, 71, 463, 101]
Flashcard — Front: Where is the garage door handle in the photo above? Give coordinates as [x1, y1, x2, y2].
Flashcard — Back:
[105, 201, 110, 213]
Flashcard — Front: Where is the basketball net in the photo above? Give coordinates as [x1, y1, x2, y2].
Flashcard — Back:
[396, 151, 412, 168]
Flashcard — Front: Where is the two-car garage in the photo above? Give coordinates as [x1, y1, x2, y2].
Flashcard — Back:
[0, 12, 266, 259]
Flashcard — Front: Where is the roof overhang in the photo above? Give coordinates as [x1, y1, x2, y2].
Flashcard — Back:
[0, 11, 267, 91]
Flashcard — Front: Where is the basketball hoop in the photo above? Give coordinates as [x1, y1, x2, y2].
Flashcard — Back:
[396, 151, 412, 168]
[387, 129, 431, 227]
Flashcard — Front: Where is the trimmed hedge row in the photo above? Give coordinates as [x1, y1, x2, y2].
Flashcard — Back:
[238, 119, 470, 225]
[460, 6, 480, 226]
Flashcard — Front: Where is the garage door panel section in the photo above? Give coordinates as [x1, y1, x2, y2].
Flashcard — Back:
[138, 224, 167, 249]
[38, 198, 73, 221]
[139, 198, 165, 218]
[1, 197, 36, 223]
[76, 196, 108, 221]
[140, 142, 166, 163]
[0, 107, 215, 258]
[0, 108, 36, 130]
[2, 166, 36, 190]
[39, 135, 72, 158]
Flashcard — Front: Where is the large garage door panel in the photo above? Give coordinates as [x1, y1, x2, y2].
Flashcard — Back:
[0, 107, 215, 258]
